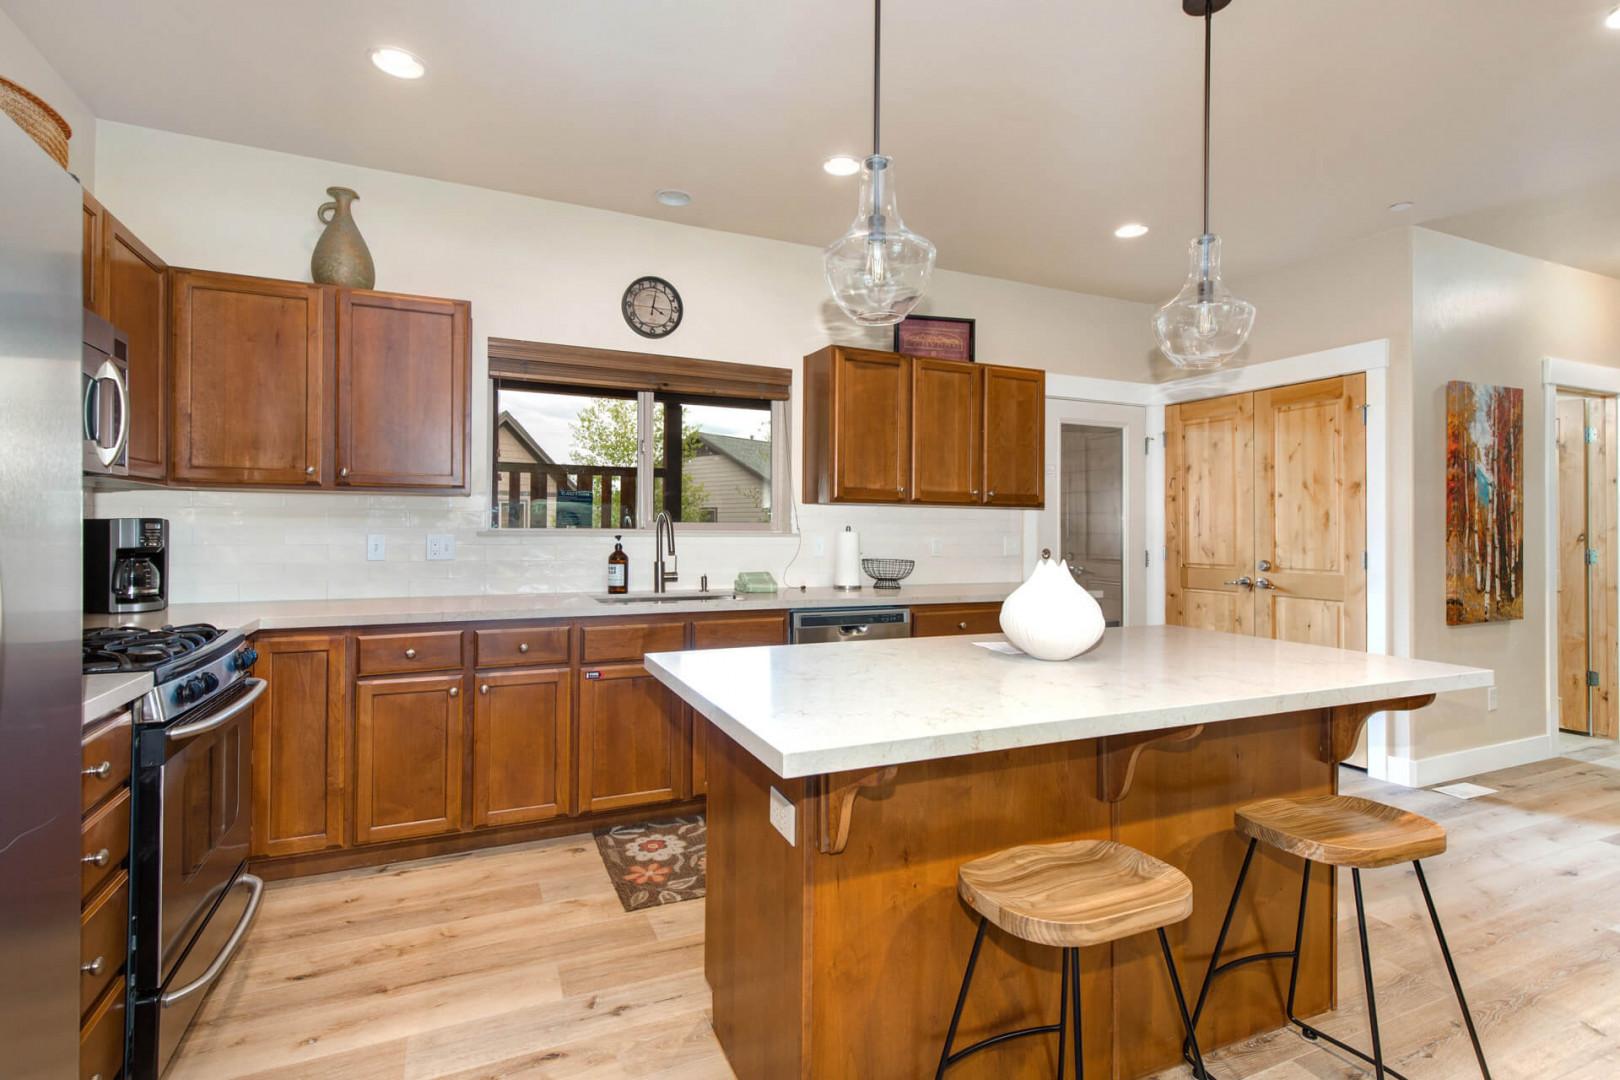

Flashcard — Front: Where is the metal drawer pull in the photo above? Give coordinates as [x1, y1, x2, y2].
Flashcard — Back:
[479, 684, 489, 695]
[83, 848, 110, 867]
[518, 642, 529, 653]
[957, 621, 968, 630]
[305, 465, 316, 475]
[166, 679, 267, 742]
[162, 874, 264, 1007]
[83, 761, 112, 779]
[405, 647, 417, 659]
[449, 686, 459, 698]
[81, 956, 104, 976]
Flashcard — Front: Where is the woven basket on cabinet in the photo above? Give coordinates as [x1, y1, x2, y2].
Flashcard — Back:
[0, 76, 71, 168]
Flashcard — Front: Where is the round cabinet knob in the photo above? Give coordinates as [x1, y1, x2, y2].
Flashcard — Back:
[81, 956, 105, 976]
[957, 621, 968, 630]
[971, 488, 979, 496]
[479, 684, 489, 695]
[404, 648, 417, 659]
[518, 642, 529, 654]
[83, 761, 112, 780]
[448, 686, 459, 698]
[305, 465, 316, 476]
[339, 467, 350, 478]
[987, 490, 996, 499]
[83, 848, 110, 867]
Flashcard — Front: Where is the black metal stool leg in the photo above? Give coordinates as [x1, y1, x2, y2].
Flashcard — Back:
[1284, 857, 1312, 1024]
[1352, 868, 1388, 1079]
[1188, 837, 1257, 1036]
[1159, 928, 1214, 1080]
[1070, 947, 1084, 1079]
[1414, 860, 1492, 1079]
[936, 917, 988, 1079]
[1056, 946, 1071, 1080]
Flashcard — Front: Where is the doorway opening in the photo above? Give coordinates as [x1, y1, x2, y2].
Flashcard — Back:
[1554, 389, 1617, 739]
[1060, 424, 1125, 627]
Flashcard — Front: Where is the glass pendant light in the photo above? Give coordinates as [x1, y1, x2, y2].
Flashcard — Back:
[1153, 0, 1255, 370]
[824, 0, 936, 325]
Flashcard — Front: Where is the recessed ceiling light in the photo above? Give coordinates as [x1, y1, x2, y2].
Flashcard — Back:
[655, 189, 692, 208]
[370, 47, 425, 80]
[1388, 201, 1415, 213]
[1113, 223, 1150, 239]
[1606, 5, 1620, 29]
[823, 155, 862, 177]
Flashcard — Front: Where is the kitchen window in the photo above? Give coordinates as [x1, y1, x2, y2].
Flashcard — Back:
[488, 338, 791, 532]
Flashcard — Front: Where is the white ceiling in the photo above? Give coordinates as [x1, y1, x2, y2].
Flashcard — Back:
[7, 0, 1620, 301]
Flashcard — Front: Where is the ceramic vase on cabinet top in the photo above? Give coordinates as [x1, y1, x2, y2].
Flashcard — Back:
[310, 186, 375, 289]
[999, 549, 1106, 661]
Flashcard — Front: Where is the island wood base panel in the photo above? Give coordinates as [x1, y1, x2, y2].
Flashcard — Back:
[706, 709, 1341, 1080]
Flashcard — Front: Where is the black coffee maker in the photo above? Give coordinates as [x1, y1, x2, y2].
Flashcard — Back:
[84, 518, 168, 614]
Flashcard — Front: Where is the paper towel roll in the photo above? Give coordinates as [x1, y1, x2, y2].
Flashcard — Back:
[834, 526, 862, 590]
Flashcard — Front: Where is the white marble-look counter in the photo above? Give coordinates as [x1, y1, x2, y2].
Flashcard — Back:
[645, 625, 1495, 779]
[82, 583, 1015, 636]
[83, 672, 152, 727]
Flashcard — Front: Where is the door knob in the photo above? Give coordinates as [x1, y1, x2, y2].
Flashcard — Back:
[1257, 559, 1272, 571]
[1255, 577, 1279, 591]
[1222, 576, 1254, 588]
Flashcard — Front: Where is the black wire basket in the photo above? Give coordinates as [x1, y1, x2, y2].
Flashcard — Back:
[861, 558, 915, 590]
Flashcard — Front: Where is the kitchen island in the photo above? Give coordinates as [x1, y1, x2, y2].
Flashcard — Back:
[645, 625, 1492, 1079]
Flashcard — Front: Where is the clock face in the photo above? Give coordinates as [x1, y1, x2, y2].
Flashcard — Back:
[622, 276, 683, 338]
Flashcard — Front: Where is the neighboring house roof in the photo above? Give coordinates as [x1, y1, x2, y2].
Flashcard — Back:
[496, 410, 556, 465]
[695, 432, 769, 480]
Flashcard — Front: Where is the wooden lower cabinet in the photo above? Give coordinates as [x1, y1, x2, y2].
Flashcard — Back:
[689, 613, 789, 795]
[80, 710, 131, 1080]
[354, 672, 465, 844]
[472, 667, 571, 827]
[251, 633, 348, 857]
[578, 662, 687, 814]
[911, 602, 1003, 637]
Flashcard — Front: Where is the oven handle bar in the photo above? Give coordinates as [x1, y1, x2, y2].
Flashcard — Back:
[160, 872, 265, 1007]
[164, 678, 267, 742]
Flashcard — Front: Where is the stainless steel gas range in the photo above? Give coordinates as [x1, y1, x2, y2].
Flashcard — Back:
[84, 624, 264, 1078]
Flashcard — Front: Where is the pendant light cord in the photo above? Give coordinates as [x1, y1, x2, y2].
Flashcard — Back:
[1202, 5, 1212, 237]
[873, 0, 882, 156]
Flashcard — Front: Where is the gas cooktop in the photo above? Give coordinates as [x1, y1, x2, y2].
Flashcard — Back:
[83, 624, 232, 675]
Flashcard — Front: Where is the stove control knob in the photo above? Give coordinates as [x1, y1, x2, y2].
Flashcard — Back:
[235, 647, 259, 671]
[201, 672, 220, 694]
[176, 676, 203, 704]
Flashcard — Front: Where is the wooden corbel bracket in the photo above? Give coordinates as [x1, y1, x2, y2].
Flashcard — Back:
[818, 766, 898, 855]
[1098, 724, 1205, 802]
[1324, 694, 1436, 764]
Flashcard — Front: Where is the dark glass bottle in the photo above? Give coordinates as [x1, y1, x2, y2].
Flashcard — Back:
[607, 534, 629, 594]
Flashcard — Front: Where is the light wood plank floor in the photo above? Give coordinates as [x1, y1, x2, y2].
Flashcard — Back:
[172, 750, 1620, 1079]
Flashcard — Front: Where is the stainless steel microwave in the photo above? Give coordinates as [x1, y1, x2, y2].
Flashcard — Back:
[82, 309, 130, 476]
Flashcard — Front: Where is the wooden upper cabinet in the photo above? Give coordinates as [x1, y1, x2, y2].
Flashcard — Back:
[171, 270, 330, 486]
[336, 290, 470, 490]
[353, 672, 465, 844]
[82, 189, 107, 316]
[912, 358, 982, 504]
[577, 662, 686, 814]
[472, 667, 571, 828]
[804, 346, 912, 504]
[982, 365, 1045, 507]
[104, 214, 168, 479]
[250, 633, 348, 858]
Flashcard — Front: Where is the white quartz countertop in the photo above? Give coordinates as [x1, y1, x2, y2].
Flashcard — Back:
[83, 672, 152, 726]
[644, 625, 1495, 779]
[82, 583, 1015, 636]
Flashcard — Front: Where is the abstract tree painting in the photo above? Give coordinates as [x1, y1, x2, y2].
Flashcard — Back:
[1446, 380, 1524, 625]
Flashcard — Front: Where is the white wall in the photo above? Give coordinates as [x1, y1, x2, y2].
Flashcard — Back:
[87, 121, 1155, 603]
[0, 7, 93, 183]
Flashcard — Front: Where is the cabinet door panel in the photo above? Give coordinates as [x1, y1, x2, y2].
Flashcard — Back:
[171, 271, 328, 485]
[473, 668, 571, 827]
[832, 350, 911, 502]
[251, 633, 348, 857]
[982, 365, 1045, 506]
[337, 290, 469, 489]
[911, 358, 981, 504]
[354, 673, 465, 844]
[688, 614, 788, 794]
[82, 189, 107, 317]
[578, 663, 685, 814]
[104, 214, 168, 479]
[1165, 393, 1254, 634]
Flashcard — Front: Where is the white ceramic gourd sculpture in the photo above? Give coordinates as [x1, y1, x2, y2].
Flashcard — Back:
[998, 549, 1106, 661]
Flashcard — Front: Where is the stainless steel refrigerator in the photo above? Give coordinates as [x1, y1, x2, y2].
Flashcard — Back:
[0, 118, 89, 1075]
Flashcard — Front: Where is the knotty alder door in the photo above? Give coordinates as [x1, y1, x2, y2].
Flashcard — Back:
[1166, 374, 1367, 649]
[353, 672, 465, 844]
[1555, 391, 1618, 738]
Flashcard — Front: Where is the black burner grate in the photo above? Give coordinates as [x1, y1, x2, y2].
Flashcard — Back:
[83, 624, 223, 674]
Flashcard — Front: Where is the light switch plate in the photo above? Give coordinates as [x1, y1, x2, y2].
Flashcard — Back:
[768, 786, 796, 845]
[426, 534, 456, 561]
[930, 538, 943, 557]
[1486, 686, 1499, 712]
[366, 534, 386, 561]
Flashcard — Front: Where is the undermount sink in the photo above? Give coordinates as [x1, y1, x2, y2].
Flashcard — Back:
[592, 591, 734, 604]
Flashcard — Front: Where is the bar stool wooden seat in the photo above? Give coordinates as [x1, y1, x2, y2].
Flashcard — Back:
[1188, 794, 1490, 1080]
[937, 839, 1211, 1079]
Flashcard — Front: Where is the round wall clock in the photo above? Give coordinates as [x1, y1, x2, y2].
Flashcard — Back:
[622, 276, 683, 338]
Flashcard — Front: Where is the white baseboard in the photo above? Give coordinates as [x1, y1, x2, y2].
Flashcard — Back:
[1382, 733, 1561, 788]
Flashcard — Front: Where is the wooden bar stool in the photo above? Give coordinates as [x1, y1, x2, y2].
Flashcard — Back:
[1186, 795, 1491, 1080]
[936, 839, 1211, 1079]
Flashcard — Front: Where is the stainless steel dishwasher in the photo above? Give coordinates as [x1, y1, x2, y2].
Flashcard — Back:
[790, 606, 911, 643]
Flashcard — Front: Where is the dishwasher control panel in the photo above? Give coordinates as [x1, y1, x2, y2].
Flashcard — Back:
[790, 607, 912, 644]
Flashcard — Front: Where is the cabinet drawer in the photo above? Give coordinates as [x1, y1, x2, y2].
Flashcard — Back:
[79, 975, 126, 1080]
[357, 629, 464, 675]
[580, 621, 686, 663]
[80, 871, 129, 1021]
[691, 613, 788, 650]
[911, 603, 1003, 638]
[476, 625, 570, 668]
[81, 711, 132, 813]
[81, 788, 130, 902]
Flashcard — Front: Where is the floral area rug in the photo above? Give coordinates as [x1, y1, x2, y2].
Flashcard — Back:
[592, 815, 706, 911]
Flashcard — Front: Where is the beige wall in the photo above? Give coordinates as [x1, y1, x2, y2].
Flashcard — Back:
[0, 7, 93, 183]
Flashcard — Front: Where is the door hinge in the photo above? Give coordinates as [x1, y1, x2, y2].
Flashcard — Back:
[1360, 403, 1370, 426]
[1144, 549, 1151, 568]
[1588, 548, 1600, 566]
[1362, 550, 1368, 570]
[1590, 670, 1601, 688]
[1144, 436, 1153, 456]
[1587, 426, 1599, 444]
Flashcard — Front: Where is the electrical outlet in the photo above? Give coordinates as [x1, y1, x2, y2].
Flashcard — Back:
[426, 534, 456, 561]
[1486, 686, 1499, 712]
[366, 534, 386, 561]
[769, 786, 796, 845]
[930, 537, 943, 557]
